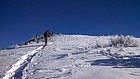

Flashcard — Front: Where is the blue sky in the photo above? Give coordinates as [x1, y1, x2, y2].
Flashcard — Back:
[0, 0, 140, 49]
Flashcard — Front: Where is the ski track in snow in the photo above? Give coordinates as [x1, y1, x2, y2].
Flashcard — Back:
[2, 46, 44, 79]
[1, 35, 140, 79]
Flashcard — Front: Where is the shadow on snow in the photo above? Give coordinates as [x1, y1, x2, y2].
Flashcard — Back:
[90, 55, 140, 68]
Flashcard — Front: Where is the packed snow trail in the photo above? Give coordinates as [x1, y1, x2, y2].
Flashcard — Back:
[1, 35, 140, 79]
[21, 35, 140, 79]
[3, 46, 44, 79]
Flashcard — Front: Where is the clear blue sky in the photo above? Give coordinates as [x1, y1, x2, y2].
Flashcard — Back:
[0, 0, 140, 49]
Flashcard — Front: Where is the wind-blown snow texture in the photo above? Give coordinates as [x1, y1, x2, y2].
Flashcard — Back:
[1, 35, 140, 79]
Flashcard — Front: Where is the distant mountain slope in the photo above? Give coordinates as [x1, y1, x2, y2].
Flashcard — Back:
[1, 35, 140, 79]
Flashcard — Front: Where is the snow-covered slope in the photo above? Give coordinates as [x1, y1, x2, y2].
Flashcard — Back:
[1, 35, 140, 79]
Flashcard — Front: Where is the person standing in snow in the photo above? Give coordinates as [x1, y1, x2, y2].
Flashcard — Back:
[43, 30, 49, 46]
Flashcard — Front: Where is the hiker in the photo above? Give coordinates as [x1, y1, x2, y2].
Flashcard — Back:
[35, 34, 39, 43]
[43, 30, 50, 46]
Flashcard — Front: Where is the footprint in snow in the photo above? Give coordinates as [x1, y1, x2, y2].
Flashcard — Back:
[129, 72, 140, 76]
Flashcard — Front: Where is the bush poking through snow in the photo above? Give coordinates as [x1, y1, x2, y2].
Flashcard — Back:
[95, 41, 109, 48]
[109, 35, 138, 47]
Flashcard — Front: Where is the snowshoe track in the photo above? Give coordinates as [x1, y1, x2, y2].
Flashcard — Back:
[3, 46, 44, 79]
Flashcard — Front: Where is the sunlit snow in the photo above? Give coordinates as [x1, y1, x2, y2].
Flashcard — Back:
[1, 35, 140, 79]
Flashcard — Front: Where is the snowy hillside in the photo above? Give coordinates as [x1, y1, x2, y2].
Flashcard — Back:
[1, 35, 140, 79]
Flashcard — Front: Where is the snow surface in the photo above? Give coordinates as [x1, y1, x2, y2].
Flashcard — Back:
[1, 35, 140, 79]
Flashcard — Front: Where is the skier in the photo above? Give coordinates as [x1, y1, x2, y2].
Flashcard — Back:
[43, 30, 50, 46]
